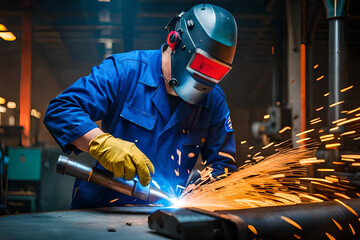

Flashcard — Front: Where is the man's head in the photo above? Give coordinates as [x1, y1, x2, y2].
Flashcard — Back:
[164, 4, 237, 104]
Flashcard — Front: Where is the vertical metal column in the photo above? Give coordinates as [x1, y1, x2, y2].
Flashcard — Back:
[324, 0, 349, 132]
[286, 0, 302, 146]
[19, 5, 32, 147]
[328, 19, 346, 131]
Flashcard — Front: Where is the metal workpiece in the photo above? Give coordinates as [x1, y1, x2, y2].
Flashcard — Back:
[149, 199, 360, 240]
[56, 155, 173, 205]
[148, 208, 245, 240]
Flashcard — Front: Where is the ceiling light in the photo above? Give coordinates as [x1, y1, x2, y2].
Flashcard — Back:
[0, 24, 7, 31]
[0, 106, 6, 113]
[0, 32, 16, 41]
[7, 101, 16, 109]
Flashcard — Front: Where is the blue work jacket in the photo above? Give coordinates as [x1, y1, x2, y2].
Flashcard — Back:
[44, 46, 238, 209]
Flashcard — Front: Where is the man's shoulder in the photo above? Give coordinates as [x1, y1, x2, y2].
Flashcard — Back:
[111, 49, 160, 64]
[206, 85, 226, 103]
[197, 85, 227, 109]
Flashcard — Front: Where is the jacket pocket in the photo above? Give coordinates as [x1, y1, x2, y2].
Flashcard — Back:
[120, 102, 157, 130]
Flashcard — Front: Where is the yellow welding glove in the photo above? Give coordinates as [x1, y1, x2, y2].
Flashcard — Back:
[88, 133, 155, 186]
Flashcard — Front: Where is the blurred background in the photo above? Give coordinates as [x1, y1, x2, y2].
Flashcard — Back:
[0, 0, 359, 213]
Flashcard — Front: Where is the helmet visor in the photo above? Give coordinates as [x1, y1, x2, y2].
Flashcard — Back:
[186, 48, 232, 83]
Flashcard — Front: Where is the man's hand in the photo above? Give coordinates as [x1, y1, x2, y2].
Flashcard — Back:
[88, 133, 154, 186]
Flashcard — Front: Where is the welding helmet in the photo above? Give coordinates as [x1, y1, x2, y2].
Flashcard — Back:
[165, 4, 237, 104]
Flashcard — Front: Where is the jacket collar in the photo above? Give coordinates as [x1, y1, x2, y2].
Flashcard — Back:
[139, 45, 165, 88]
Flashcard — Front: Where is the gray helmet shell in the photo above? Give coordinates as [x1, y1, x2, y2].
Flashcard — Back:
[168, 4, 237, 104]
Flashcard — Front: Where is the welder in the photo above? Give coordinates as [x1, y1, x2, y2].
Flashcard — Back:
[44, 3, 239, 209]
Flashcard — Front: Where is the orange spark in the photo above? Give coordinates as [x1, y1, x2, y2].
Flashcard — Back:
[325, 232, 335, 240]
[264, 114, 270, 120]
[313, 64, 319, 69]
[342, 155, 360, 159]
[262, 142, 274, 149]
[334, 199, 358, 217]
[332, 118, 347, 124]
[317, 169, 335, 172]
[253, 151, 261, 157]
[329, 127, 339, 132]
[316, 75, 324, 81]
[340, 131, 356, 136]
[279, 126, 291, 133]
[329, 101, 344, 108]
[347, 107, 360, 114]
[337, 117, 360, 126]
[310, 120, 322, 125]
[296, 138, 311, 144]
[299, 177, 332, 184]
[320, 137, 335, 142]
[299, 193, 323, 202]
[334, 193, 351, 199]
[218, 152, 236, 162]
[299, 158, 325, 165]
[310, 117, 321, 122]
[349, 224, 355, 235]
[88, 170, 93, 182]
[320, 134, 334, 139]
[324, 92, 330, 97]
[294, 234, 301, 239]
[341, 158, 355, 162]
[325, 143, 341, 149]
[325, 176, 339, 183]
[296, 129, 314, 136]
[240, 140, 247, 144]
[281, 216, 302, 230]
[109, 198, 119, 203]
[316, 107, 324, 111]
[248, 225, 257, 235]
[340, 85, 353, 92]
[331, 218, 343, 230]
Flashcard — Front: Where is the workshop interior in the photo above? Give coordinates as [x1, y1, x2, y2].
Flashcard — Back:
[1, 0, 360, 239]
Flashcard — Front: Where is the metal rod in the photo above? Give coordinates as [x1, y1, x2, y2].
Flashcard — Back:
[56, 155, 173, 205]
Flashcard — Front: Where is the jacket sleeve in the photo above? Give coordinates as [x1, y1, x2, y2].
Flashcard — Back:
[201, 91, 238, 177]
[43, 56, 123, 153]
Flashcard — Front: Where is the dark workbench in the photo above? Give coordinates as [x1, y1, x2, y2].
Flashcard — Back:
[0, 206, 170, 239]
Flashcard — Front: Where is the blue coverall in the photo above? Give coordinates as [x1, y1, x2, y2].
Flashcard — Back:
[44, 46, 238, 209]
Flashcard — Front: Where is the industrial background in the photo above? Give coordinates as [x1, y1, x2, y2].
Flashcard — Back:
[0, 0, 360, 238]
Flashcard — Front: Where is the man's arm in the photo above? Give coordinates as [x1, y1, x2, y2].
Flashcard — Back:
[71, 128, 104, 152]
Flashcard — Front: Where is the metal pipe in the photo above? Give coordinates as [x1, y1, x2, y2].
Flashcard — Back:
[56, 155, 173, 205]
[149, 199, 360, 239]
[328, 18, 346, 131]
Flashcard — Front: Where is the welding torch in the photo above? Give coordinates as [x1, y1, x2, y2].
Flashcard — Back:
[56, 155, 173, 206]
